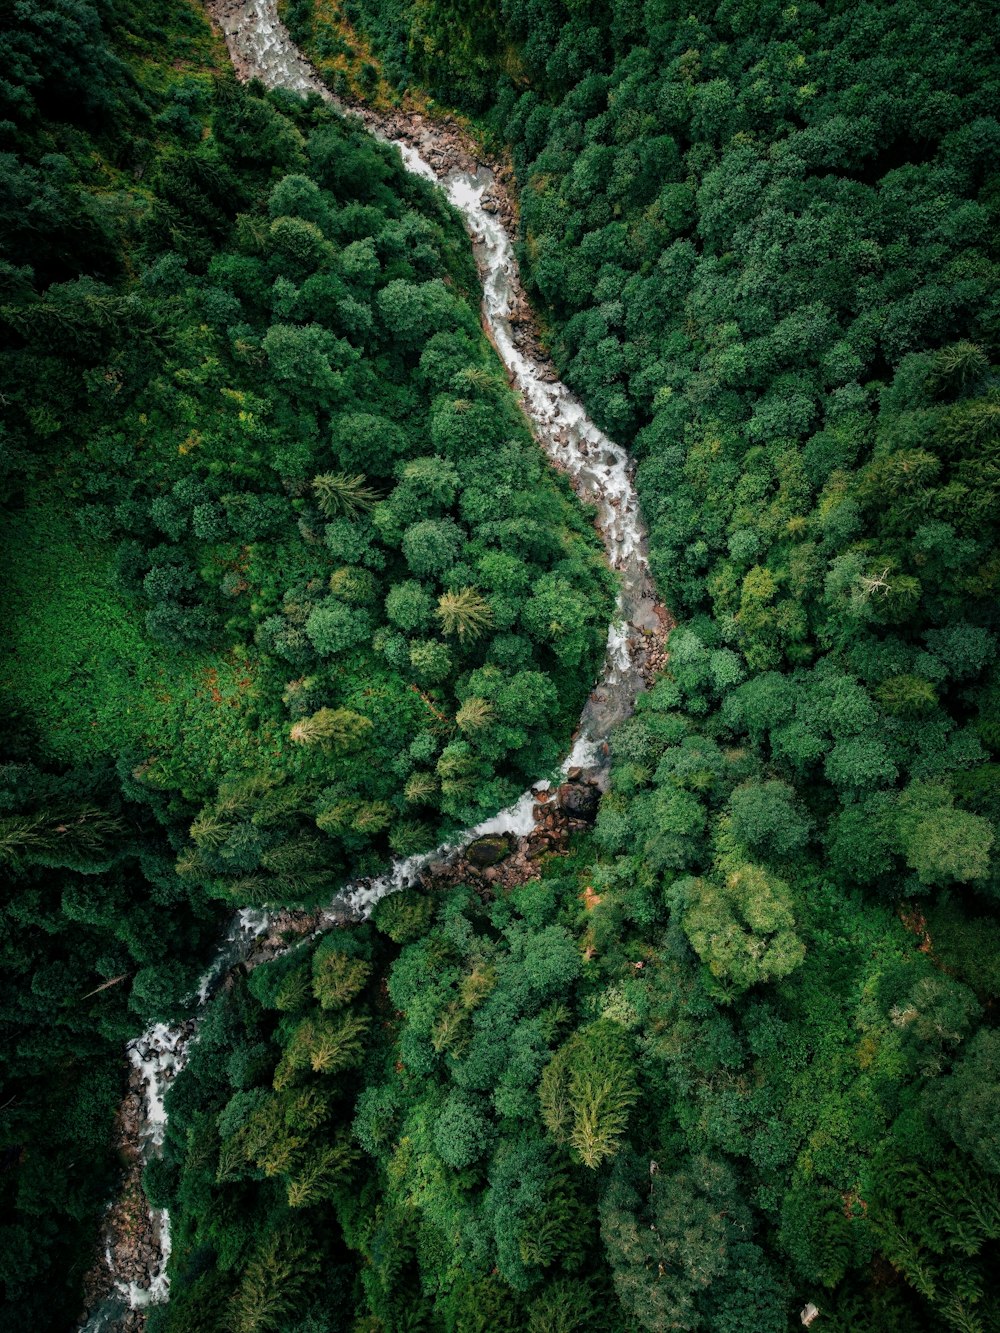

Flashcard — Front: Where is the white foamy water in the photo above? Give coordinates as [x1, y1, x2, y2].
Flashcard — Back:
[86, 2, 662, 1318]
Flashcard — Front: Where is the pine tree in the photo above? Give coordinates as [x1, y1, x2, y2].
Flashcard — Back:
[0, 807, 125, 869]
[216, 1133, 249, 1184]
[283, 1087, 329, 1132]
[274, 963, 312, 1013]
[931, 341, 990, 392]
[229, 1230, 318, 1333]
[289, 706, 372, 749]
[525, 1278, 593, 1332]
[571, 1072, 638, 1170]
[456, 696, 493, 732]
[282, 1013, 370, 1076]
[308, 1013, 369, 1073]
[540, 1022, 639, 1169]
[431, 1001, 469, 1055]
[436, 586, 493, 642]
[311, 949, 371, 1010]
[286, 1137, 358, 1208]
[188, 810, 231, 849]
[404, 770, 439, 804]
[240, 1100, 306, 1178]
[312, 471, 379, 518]
[456, 365, 505, 396]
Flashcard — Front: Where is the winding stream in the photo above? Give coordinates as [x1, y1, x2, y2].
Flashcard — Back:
[82, 4, 662, 1323]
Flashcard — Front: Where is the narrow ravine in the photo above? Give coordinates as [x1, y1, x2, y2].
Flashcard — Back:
[80, 5, 669, 1323]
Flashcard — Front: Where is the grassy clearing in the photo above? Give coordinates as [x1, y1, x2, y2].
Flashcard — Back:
[1, 500, 278, 792]
[1, 501, 157, 762]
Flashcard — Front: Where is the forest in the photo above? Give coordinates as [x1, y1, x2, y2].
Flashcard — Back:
[2, 0, 999, 1328]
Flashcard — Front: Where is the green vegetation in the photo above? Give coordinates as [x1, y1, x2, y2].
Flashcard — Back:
[161, 0, 1000, 1328]
[3, 0, 1000, 1327]
[0, 0, 609, 1323]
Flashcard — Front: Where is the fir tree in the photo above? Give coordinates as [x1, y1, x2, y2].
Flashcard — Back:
[435, 586, 494, 642]
[311, 471, 379, 518]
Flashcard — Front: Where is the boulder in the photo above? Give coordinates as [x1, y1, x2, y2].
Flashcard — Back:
[556, 781, 601, 821]
[465, 834, 514, 868]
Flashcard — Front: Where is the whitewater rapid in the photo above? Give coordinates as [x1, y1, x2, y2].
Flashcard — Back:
[83, 1, 661, 1320]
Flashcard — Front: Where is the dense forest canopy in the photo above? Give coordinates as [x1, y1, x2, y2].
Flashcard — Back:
[236, 0, 1000, 1327]
[2, 0, 1000, 1328]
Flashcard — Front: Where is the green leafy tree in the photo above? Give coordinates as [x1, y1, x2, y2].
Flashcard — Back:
[304, 600, 372, 656]
[402, 518, 464, 577]
[727, 781, 812, 859]
[931, 1029, 1000, 1174]
[677, 865, 805, 997]
[895, 782, 995, 886]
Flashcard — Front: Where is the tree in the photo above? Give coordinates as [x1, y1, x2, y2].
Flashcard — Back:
[456, 697, 493, 732]
[601, 1154, 760, 1332]
[433, 1093, 493, 1168]
[289, 707, 372, 749]
[331, 411, 409, 474]
[404, 770, 439, 805]
[229, 1229, 320, 1333]
[312, 472, 379, 518]
[678, 865, 805, 997]
[409, 638, 453, 684]
[268, 172, 329, 226]
[727, 781, 811, 859]
[436, 586, 493, 642]
[539, 1021, 638, 1169]
[894, 782, 995, 886]
[262, 322, 354, 397]
[778, 1177, 865, 1288]
[930, 1029, 1000, 1175]
[311, 945, 371, 1010]
[280, 1012, 370, 1079]
[286, 1136, 358, 1207]
[924, 625, 996, 681]
[522, 573, 598, 666]
[304, 600, 372, 656]
[371, 888, 435, 944]
[525, 1280, 595, 1333]
[385, 579, 435, 632]
[402, 518, 463, 577]
[375, 278, 453, 354]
